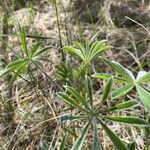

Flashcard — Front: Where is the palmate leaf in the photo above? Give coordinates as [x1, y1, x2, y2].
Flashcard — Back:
[10, 67, 23, 85]
[71, 122, 90, 150]
[92, 122, 103, 150]
[33, 46, 52, 57]
[64, 86, 89, 109]
[108, 100, 139, 112]
[56, 63, 69, 78]
[29, 43, 41, 58]
[9, 61, 29, 85]
[136, 71, 147, 81]
[136, 71, 150, 83]
[87, 40, 110, 62]
[136, 84, 150, 112]
[57, 92, 84, 110]
[0, 67, 15, 78]
[112, 84, 134, 99]
[56, 63, 74, 84]
[89, 41, 99, 55]
[102, 58, 135, 82]
[89, 30, 101, 45]
[98, 119, 128, 150]
[33, 57, 52, 63]
[92, 73, 127, 83]
[74, 41, 85, 59]
[102, 77, 113, 102]
[65, 86, 84, 102]
[90, 40, 107, 54]
[92, 73, 111, 80]
[62, 46, 84, 60]
[19, 26, 28, 56]
[90, 43, 110, 61]
[63, 40, 110, 65]
[56, 70, 67, 79]
[105, 116, 149, 127]
[0, 59, 29, 78]
[6, 59, 28, 69]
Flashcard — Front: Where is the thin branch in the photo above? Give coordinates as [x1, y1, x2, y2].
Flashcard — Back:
[125, 16, 150, 36]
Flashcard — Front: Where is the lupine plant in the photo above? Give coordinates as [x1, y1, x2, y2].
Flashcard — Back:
[93, 58, 150, 112]
[57, 34, 150, 149]
[56, 33, 111, 89]
[1, 28, 150, 149]
[0, 26, 52, 84]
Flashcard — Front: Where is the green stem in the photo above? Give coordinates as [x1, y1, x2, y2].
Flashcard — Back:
[53, 0, 65, 61]
[31, 59, 62, 90]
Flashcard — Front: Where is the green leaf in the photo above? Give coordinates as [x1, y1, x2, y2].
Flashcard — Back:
[137, 71, 150, 83]
[0, 59, 29, 78]
[136, 71, 147, 80]
[0, 68, 14, 78]
[108, 100, 139, 112]
[65, 86, 88, 109]
[32, 57, 52, 63]
[62, 46, 84, 60]
[71, 122, 90, 150]
[74, 41, 85, 59]
[56, 63, 68, 73]
[56, 63, 73, 82]
[98, 119, 127, 150]
[60, 133, 68, 150]
[6, 59, 27, 69]
[136, 85, 150, 112]
[88, 41, 106, 60]
[33, 46, 52, 57]
[85, 76, 93, 107]
[102, 77, 113, 102]
[9, 61, 28, 85]
[87, 41, 110, 63]
[127, 142, 136, 150]
[57, 92, 84, 110]
[92, 73, 128, 83]
[105, 116, 149, 127]
[19, 26, 28, 56]
[29, 43, 41, 58]
[92, 73, 111, 80]
[92, 122, 103, 150]
[102, 59, 135, 82]
[112, 84, 134, 99]
[56, 70, 67, 78]
[89, 31, 101, 44]
[89, 41, 99, 53]
[91, 45, 110, 61]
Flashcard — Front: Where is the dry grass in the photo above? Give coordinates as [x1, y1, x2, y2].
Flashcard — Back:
[0, 0, 150, 149]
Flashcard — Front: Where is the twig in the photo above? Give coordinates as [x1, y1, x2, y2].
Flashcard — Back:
[125, 16, 150, 36]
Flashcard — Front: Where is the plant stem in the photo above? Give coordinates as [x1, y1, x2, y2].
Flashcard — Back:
[53, 0, 65, 61]
[31, 60, 62, 90]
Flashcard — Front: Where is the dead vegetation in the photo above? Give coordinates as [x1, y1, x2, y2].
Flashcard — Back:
[0, 0, 150, 149]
